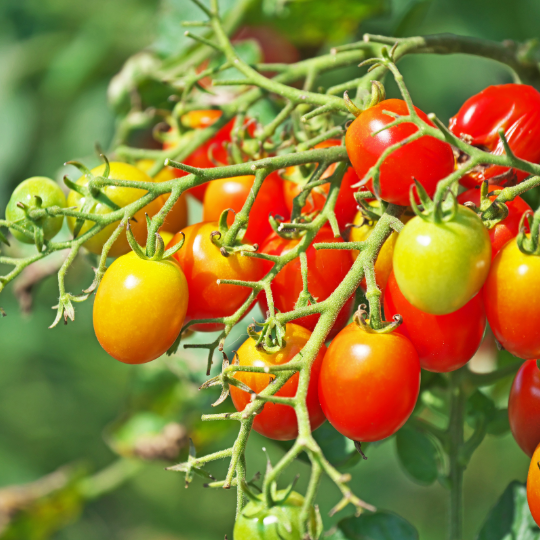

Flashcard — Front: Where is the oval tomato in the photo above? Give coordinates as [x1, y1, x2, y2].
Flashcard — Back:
[93, 251, 188, 364]
[318, 321, 420, 441]
[258, 228, 354, 340]
[230, 323, 326, 441]
[458, 185, 531, 258]
[483, 238, 540, 359]
[384, 271, 486, 372]
[345, 99, 455, 206]
[202, 172, 289, 245]
[393, 205, 491, 315]
[449, 84, 540, 188]
[168, 222, 265, 332]
[528, 443, 540, 527]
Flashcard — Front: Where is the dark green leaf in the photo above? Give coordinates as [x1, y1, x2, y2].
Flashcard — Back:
[396, 425, 438, 486]
[486, 408, 511, 436]
[466, 390, 496, 427]
[338, 511, 419, 540]
[393, 0, 433, 37]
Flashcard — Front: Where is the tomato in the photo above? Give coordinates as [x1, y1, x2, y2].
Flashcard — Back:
[6, 177, 66, 243]
[393, 205, 491, 315]
[345, 99, 455, 206]
[233, 26, 300, 66]
[318, 321, 420, 442]
[181, 109, 223, 130]
[67, 162, 161, 257]
[136, 159, 189, 234]
[449, 84, 540, 188]
[281, 140, 359, 230]
[509, 360, 540, 457]
[230, 324, 326, 440]
[168, 222, 265, 332]
[384, 271, 486, 372]
[258, 228, 354, 340]
[93, 251, 188, 364]
[233, 490, 322, 540]
[483, 237, 540, 359]
[528, 444, 540, 527]
[458, 185, 531, 258]
[203, 172, 289, 245]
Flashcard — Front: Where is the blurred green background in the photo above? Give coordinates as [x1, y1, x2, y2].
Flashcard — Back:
[0, 0, 538, 539]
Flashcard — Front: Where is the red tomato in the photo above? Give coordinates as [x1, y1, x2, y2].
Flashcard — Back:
[258, 228, 354, 340]
[384, 271, 486, 372]
[509, 360, 540, 457]
[458, 185, 531, 259]
[229, 323, 326, 441]
[318, 321, 421, 442]
[168, 222, 265, 332]
[233, 26, 300, 66]
[483, 237, 540, 359]
[281, 140, 359, 230]
[528, 443, 540, 527]
[345, 99, 455, 206]
[202, 172, 289, 245]
[449, 84, 540, 188]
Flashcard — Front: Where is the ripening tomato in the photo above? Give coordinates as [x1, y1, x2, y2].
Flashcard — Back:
[318, 321, 420, 442]
[258, 228, 354, 340]
[281, 140, 359, 229]
[393, 205, 491, 315]
[345, 99, 455, 206]
[168, 222, 265, 332]
[230, 324, 326, 441]
[509, 360, 540, 458]
[203, 172, 289, 245]
[137, 159, 188, 234]
[6, 177, 66, 243]
[93, 251, 188, 364]
[384, 271, 486, 372]
[458, 185, 531, 259]
[528, 443, 540, 527]
[67, 162, 162, 257]
[483, 237, 540, 359]
[449, 84, 540, 188]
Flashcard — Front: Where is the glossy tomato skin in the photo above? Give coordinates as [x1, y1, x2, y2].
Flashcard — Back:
[509, 360, 540, 457]
[319, 322, 420, 442]
[345, 99, 455, 206]
[282, 140, 360, 230]
[258, 228, 354, 340]
[484, 238, 540, 359]
[449, 84, 540, 187]
[528, 443, 540, 527]
[67, 163, 161, 257]
[393, 205, 491, 315]
[230, 324, 326, 441]
[458, 185, 531, 259]
[93, 251, 188, 364]
[169, 222, 265, 332]
[203, 172, 289, 245]
[6, 177, 66, 243]
[384, 271, 486, 372]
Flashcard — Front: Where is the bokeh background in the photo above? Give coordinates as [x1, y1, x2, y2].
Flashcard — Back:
[1, 0, 539, 538]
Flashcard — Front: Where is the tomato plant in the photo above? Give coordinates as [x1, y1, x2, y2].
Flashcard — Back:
[528, 443, 540, 527]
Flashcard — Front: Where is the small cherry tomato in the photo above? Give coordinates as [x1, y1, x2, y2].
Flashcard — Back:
[168, 222, 265, 332]
[258, 228, 354, 340]
[509, 360, 540, 458]
[449, 84, 540, 188]
[202, 172, 289, 245]
[233, 490, 322, 540]
[483, 238, 540, 359]
[67, 162, 161, 257]
[345, 99, 455, 206]
[384, 271, 486, 372]
[393, 205, 491, 315]
[6, 177, 66, 243]
[230, 323, 326, 441]
[318, 321, 420, 442]
[527, 443, 540, 527]
[93, 251, 188, 364]
[458, 185, 531, 259]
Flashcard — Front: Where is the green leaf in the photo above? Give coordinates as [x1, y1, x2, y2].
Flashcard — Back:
[395, 425, 438, 486]
[466, 390, 496, 427]
[486, 408, 511, 437]
[337, 511, 419, 540]
[477, 481, 540, 540]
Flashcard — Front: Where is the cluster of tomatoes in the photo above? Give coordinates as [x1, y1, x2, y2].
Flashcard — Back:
[5, 80, 540, 532]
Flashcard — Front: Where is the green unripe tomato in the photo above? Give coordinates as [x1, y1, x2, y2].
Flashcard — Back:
[393, 205, 491, 315]
[6, 177, 66, 243]
[234, 490, 322, 540]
